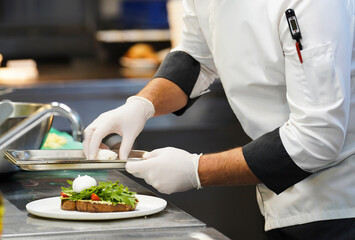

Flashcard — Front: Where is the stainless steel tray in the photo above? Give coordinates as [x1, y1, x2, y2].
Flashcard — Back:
[3, 149, 145, 171]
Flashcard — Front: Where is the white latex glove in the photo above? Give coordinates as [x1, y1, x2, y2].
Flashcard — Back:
[83, 96, 155, 160]
[126, 147, 202, 194]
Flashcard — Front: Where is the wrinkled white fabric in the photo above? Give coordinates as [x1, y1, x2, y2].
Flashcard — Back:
[83, 96, 155, 160]
[176, 0, 355, 231]
[126, 147, 201, 194]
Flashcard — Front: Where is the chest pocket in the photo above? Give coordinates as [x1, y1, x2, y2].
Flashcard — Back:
[285, 42, 343, 107]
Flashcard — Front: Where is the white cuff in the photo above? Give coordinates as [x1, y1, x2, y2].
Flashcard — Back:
[193, 153, 203, 189]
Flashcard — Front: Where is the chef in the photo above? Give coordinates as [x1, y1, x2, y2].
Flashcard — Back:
[84, 1, 355, 238]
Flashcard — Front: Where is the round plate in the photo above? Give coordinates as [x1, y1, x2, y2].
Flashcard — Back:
[26, 194, 167, 220]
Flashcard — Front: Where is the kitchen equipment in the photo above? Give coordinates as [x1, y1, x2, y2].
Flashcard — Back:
[0, 102, 53, 173]
[3, 149, 146, 171]
[0, 88, 13, 97]
[0, 101, 13, 126]
[0, 102, 84, 174]
[102, 133, 122, 149]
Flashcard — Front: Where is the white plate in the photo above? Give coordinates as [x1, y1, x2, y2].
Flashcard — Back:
[26, 195, 167, 220]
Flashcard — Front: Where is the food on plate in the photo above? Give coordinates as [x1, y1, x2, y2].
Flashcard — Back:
[95, 149, 118, 160]
[60, 175, 138, 212]
[72, 175, 97, 193]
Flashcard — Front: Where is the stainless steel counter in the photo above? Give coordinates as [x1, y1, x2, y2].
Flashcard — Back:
[0, 170, 229, 239]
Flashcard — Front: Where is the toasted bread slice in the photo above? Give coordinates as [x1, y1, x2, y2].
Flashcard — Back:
[61, 199, 76, 211]
[61, 199, 136, 212]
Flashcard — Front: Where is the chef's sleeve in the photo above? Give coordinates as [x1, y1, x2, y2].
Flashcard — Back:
[243, 0, 354, 194]
[153, 0, 219, 115]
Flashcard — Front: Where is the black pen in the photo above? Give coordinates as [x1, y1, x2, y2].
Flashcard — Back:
[285, 9, 303, 64]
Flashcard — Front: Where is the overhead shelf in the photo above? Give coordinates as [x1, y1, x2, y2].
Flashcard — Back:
[96, 29, 171, 43]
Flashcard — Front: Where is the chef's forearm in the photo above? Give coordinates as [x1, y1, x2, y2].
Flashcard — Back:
[137, 77, 188, 117]
[198, 147, 261, 186]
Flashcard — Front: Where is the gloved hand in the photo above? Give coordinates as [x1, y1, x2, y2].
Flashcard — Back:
[126, 147, 202, 194]
[83, 96, 155, 160]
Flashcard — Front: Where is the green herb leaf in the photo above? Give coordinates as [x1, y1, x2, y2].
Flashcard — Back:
[61, 180, 137, 207]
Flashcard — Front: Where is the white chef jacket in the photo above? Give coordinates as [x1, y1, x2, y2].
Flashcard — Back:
[155, 0, 355, 231]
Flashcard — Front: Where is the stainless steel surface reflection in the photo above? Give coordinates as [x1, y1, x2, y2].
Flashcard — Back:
[0, 102, 84, 174]
[0, 170, 214, 239]
[3, 149, 146, 171]
[0, 102, 53, 149]
[0, 102, 53, 173]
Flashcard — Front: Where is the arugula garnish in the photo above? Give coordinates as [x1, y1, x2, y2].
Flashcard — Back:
[61, 180, 137, 207]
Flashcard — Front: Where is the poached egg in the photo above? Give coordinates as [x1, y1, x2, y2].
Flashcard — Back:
[72, 175, 97, 193]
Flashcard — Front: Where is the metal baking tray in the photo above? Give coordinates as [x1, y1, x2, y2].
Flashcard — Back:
[3, 149, 145, 171]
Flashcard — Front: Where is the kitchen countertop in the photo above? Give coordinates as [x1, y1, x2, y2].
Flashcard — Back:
[0, 169, 229, 239]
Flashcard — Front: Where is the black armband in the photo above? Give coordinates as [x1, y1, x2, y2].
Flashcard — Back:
[242, 128, 312, 194]
[153, 51, 201, 116]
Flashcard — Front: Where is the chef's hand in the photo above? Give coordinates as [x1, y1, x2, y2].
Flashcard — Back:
[83, 96, 155, 160]
[126, 147, 202, 194]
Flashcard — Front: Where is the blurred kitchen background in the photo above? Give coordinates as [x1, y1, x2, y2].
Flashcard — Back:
[0, 1, 261, 239]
